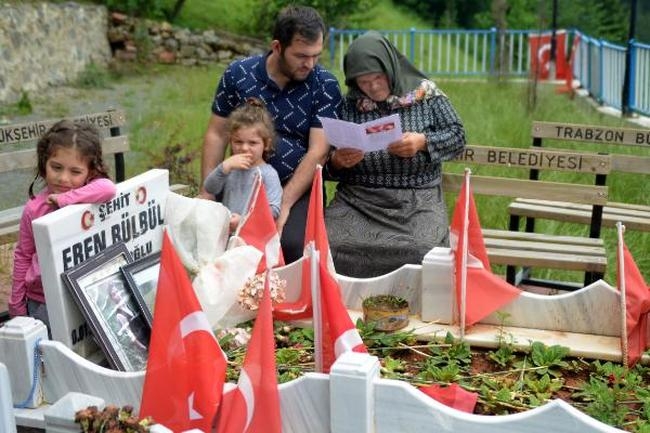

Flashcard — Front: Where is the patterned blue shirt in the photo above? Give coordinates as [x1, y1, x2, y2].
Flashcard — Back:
[211, 53, 342, 182]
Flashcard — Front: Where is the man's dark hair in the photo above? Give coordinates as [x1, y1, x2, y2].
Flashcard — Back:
[272, 5, 325, 47]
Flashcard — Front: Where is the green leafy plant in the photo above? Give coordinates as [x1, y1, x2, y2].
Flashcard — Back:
[489, 312, 517, 367]
[418, 361, 462, 383]
[573, 361, 649, 429]
[380, 356, 407, 379]
[524, 373, 564, 405]
[517, 341, 570, 378]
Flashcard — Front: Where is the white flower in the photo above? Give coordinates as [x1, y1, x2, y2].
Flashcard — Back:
[238, 271, 287, 311]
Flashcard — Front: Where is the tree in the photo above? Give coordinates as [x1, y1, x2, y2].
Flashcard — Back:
[252, 0, 379, 37]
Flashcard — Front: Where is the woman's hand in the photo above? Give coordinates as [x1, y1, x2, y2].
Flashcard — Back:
[330, 148, 364, 169]
[387, 132, 426, 157]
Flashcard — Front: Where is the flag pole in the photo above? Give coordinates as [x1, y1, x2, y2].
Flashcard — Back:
[616, 222, 629, 369]
[460, 169, 471, 339]
[310, 242, 323, 372]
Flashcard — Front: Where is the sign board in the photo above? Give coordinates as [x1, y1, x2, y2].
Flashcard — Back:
[33, 169, 169, 357]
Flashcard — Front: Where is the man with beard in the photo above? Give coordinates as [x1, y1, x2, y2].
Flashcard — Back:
[201, 5, 342, 263]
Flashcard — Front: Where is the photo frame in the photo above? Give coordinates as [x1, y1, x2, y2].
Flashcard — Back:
[120, 252, 161, 327]
[61, 242, 150, 371]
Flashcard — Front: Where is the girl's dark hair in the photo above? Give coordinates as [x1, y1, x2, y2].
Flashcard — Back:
[29, 119, 111, 198]
[226, 98, 276, 161]
[273, 5, 325, 47]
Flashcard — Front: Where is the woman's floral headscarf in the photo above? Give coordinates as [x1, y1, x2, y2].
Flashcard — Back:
[343, 30, 445, 112]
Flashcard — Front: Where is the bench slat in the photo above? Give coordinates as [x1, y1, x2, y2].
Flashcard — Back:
[0, 109, 127, 147]
[509, 198, 650, 232]
[443, 173, 609, 205]
[610, 154, 650, 175]
[482, 228, 604, 246]
[456, 144, 611, 174]
[532, 121, 650, 148]
[486, 246, 608, 272]
[484, 237, 605, 257]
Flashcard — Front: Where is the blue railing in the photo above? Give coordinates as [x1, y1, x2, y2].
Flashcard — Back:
[328, 27, 650, 117]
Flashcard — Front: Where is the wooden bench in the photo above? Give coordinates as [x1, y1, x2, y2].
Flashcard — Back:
[0, 109, 130, 246]
[509, 121, 650, 238]
[442, 144, 610, 290]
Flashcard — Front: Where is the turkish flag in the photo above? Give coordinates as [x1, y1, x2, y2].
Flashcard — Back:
[140, 230, 227, 432]
[318, 261, 367, 373]
[616, 224, 650, 367]
[419, 383, 478, 413]
[215, 272, 282, 433]
[529, 30, 569, 80]
[274, 165, 332, 320]
[450, 170, 520, 327]
[236, 177, 284, 273]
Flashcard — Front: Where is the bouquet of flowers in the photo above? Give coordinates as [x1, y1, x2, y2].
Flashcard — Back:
[75, 405, 153, 433]
[238, 271, 287, 311]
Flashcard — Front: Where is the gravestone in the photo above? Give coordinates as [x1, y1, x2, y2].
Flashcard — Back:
[33, 169, 169, 358]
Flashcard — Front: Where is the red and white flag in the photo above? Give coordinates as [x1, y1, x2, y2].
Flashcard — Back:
[215, 272, 282, 433]
[616, 223, 650, 367]
[450, 170, 521, 329]
[140, 230, 227, 432]
[237, 176, 284, 273]
[274, 165, 331, 320]
[529, 29, 569, 80]
[317, 260, 367, 373]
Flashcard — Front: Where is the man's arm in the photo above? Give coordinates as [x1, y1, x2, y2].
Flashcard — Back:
[200, 113, 229, 198]
[276, 127, 329, 231]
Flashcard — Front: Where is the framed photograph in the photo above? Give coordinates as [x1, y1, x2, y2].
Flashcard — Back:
[120, 252, 161, 327]
[61, 242, 150, 371]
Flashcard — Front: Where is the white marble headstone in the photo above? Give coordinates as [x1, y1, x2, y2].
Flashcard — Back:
[33, 169, 170, 357]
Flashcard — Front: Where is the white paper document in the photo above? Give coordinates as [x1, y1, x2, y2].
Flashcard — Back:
[318, 114, 402, 152]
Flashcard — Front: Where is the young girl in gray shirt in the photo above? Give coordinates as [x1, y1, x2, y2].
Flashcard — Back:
[204, 98, 282, 232]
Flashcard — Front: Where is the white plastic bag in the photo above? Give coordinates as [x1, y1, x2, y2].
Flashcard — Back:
[164, 191, 263, 329]
[164, 192, 230, 274]
[192, 245, 262, 329]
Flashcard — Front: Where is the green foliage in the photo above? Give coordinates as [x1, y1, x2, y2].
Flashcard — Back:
[101, 0, 165, 18]
[251, 0, 380, 37]
[489, 311, 516, 367]
[380, 356, 407, 379]
[524, 373, 563, 403]
[572, 361, 650, 429]
[16, 91, 33, 115]
[355, 317, 417, 356]
[517, 341, 570, 378]
[418, 361, 462, 383]
[0, 90, 33, 118]
[415, 333, 472, 383]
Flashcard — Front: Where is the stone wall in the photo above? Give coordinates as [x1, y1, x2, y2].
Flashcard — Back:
[108, 13, 266, 66]
[0, 3, 266, 105]
[0, 2, 111, 105]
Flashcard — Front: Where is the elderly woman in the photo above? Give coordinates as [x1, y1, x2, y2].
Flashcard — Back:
[325, 31, 466, 278]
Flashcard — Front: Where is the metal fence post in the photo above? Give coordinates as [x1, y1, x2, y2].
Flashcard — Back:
[410, 27, 416, 64]
[489, 27, 496, 77]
